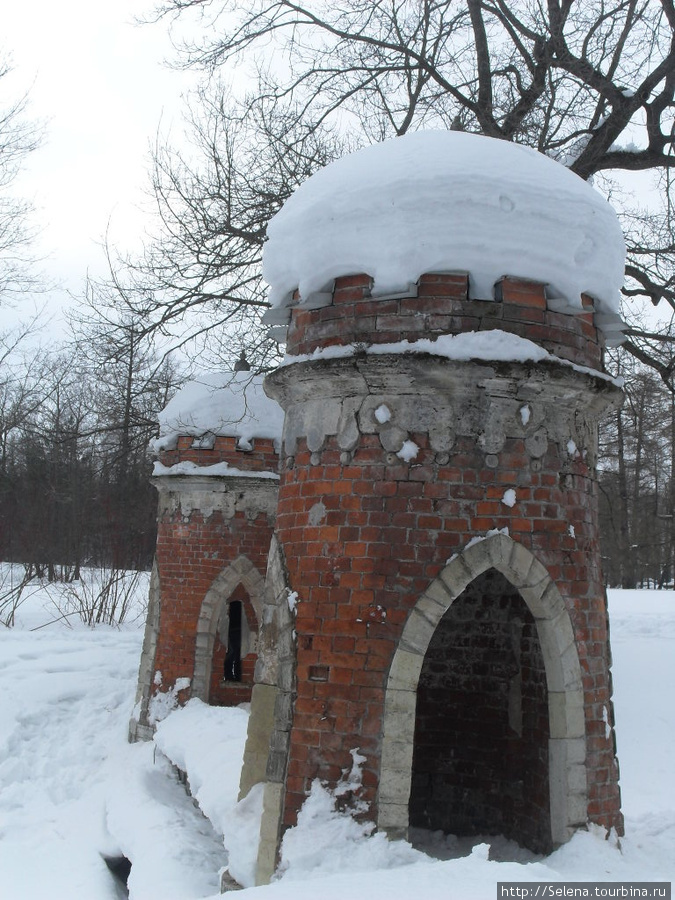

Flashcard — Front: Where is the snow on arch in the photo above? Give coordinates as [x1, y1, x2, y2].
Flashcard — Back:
[263, 130, 625, 315]
[152, 371, 285, 453]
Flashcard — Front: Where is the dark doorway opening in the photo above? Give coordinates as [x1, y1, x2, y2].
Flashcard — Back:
[409, 569, 551, 854]
[224, 599, 242, 682]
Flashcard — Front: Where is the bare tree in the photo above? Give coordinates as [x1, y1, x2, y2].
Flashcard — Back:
[0, 57, 44, 486]
[0, 331, 176, 575]
[108, 0, 675, 378]
[0, 60, 41, 305]
[599, 359, 675, 587]
[156, 0, 675, 174]
[66, 281, 186, 568]
[102, 92, 343, 370]
[0, 317, 52, 479]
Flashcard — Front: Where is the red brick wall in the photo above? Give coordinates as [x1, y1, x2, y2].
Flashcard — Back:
[150, 437, 277, 708]
[285, 274, 601, 371]
[159, 434, 279, 473]
[272, 273, 622, 843]
[278, 427, 621, 837]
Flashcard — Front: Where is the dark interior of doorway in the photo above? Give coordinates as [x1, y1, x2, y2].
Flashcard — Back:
[409, 568, 552, 855]
[224, 599, 243, 682]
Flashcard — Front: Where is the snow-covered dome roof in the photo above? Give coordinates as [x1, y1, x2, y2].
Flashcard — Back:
[263, 131, 625, 315]
[153, 371, 284, 452]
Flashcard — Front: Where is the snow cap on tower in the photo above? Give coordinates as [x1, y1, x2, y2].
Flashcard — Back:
[263, 130, 625, 316]
[151, 371, 284, 454]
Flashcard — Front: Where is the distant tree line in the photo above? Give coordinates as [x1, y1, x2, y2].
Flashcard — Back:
[0, 312, 183, 578]
[599, 357, 675, 588]
[0, 323, 673, 588]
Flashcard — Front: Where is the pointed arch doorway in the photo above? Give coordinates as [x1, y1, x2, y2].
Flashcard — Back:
[378, 534, 587, 851]
[409, 568, 550, 852]
[191, 555, 265, 706]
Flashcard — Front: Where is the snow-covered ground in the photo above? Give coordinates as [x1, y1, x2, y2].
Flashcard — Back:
[0, 568, 672, 899]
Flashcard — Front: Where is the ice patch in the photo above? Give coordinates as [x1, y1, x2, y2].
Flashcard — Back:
[397, 440, 419, 462]
[148, 677, 191, 725]
[502, 489, 517, 508]
[374, 404, 392, 424]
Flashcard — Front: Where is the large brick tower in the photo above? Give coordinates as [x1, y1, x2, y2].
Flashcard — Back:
[240, 131, 625, 883]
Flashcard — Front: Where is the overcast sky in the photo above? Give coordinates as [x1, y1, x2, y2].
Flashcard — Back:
[2, 4, 666, 340]
[2, 0, 196, 322]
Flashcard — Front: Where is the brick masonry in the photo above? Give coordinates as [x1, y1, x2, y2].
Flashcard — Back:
[160, 434, 279, 474]
[285, 274, 601, 370]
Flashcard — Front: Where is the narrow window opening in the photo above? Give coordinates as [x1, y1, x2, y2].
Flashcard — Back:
[224, 600, 243, 682]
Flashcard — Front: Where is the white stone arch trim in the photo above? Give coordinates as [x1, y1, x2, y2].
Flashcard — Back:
[192, 555, 266, 701]
[377, 532, 587, 847]
[129, 558, 161, 741]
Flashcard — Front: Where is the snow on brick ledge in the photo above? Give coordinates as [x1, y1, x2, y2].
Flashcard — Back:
[263, 130, 625, 315]
[152, 371, 284, 453]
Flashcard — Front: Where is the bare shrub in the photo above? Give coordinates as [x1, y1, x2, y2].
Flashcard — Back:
[44, 567, 147, 627]
[0, 564, 39, 627]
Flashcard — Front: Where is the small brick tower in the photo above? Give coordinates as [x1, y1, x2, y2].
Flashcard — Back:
[129, 372, 283, 741]
[240, 131, 625, 883]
